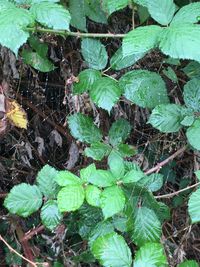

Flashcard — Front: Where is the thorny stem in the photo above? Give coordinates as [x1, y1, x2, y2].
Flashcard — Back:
[144, 145, 188, 175]
[26, 27, 126, 38]
[0, 235, 40, 267]
[155, 181, 200, 199]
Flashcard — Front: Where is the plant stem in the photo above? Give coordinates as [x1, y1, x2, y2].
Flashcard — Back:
[0, 235, 38, 267]
[26, 27, 126, 38]
[144, 145, 188, 175]
[155, 181, 200, 199]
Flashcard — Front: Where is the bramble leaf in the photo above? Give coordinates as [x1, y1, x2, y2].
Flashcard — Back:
[186, 118, 200, 150]
[85, 142, 111, 161]
[108, 119, 131, 147]
[68, 113, 102, 144]
[183, 78, 200, 112]
[4, 183, 43, 217]
[73, 69, 101, 94]
[120, 70, 169, 109]
[130, 207, 161, 246]
[188, 188, 200, 223]
[92, 232, 132, 267]
[149, 104, 185, 133]
[57, 185, 85, 212]
[123, 25, 162, 55]
[159, 24, 200, 62]
[30, 2, 71, 30]
[81, 38, 108, 70]
[134, 243, 168, 267]
[90, 77, 122, 112]
[85, 185, 101, 207]
[41, 200, 63, 230]
[36, 164, 59, 198]
[110, 47, 145, 70]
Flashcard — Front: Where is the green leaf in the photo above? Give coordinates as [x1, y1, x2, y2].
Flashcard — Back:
[138, 173, 164, 192]
[110, 47, 145, 70]
[109, 119, 131, 147]
[163, 67, 178, 83]
[68, 113, 102, 144]
[119, 70, 169, 109]
[100, 186, 126, 219]
[131, 207, 161, 246]
[81, 38, 108, 70]
[0, 6, 33, 54]
[178, 260, 199, 267]
[123, 25, 162, 55]
[21, 50, 55, 72]
[13, 0, 59, 3]
[69, 0, 87, 32]
[164, 57, 181, 66]
[137, 5, 149, 24]
[108, 151, 125, 179]
[171, 3, 200, 25]
[36, 164, 59, 198]
[30, 2, 71, 30]
[122, 169, 145, 184]
[156, 202, 171, 223]
[28, 35, 48, 58]
[124, 161, 141, 172]
[186, 118, 200, 150]
[88, 170, 116, 187]
[148, 104, 184, 133]
[112, 214, 128, 232]
[69, 0, 107, 31]
[117, 144, 137, 157]
[184, 78, 200, 112]
[134, 243, 168, 267]
[159, 24, 200, 62]
[183, 61, 200, 79]
[181, 115, 195, 129]
[77, 204, 103, 239]
[40, 200, 63, 230]
[188, 187, 200, 223]
[84, 0, 107, 24]
[4, 183, 43, 217]
[143, 0, 176, 25]
[89, 221, 115, 247]
[102, 0, 129, 15]
[195, 170, 200, 181]
[80, 163, 96, 182]
[85, 142, 111, 160]
[0, 1, 15, 11]
[73, 69, 101, 94]
[85, 185, 101, 207]
[55, 170, 81, 186]
[91, 232, 132, 267]
[57, 185, 85, 212]
[90, 77, 122, 112]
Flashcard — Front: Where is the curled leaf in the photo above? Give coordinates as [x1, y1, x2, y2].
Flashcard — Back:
[6, 99, 28, 129]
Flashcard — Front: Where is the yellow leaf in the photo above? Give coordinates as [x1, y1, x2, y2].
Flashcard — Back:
[6, 99, 28, 129]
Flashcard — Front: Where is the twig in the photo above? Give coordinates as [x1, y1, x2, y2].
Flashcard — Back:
[0, 235, 37, 267]
[155, 181, 200, 199]
[26, 27, 126, 38]
[144, 145, 187, 175]
[22, 225, 45, 242]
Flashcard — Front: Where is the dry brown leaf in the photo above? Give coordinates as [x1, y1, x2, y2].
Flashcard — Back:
[6, 99, 28, 129]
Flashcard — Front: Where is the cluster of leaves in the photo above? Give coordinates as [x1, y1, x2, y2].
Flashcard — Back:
[2, 0, 200, 266]
[149, 78, 200, 150]
[4, 154, 200, 266]
[4, 154, 169, 266]
[68, 113, 136, 160]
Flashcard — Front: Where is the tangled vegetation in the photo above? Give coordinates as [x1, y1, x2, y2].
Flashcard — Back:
[1, 0, 200, 266]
